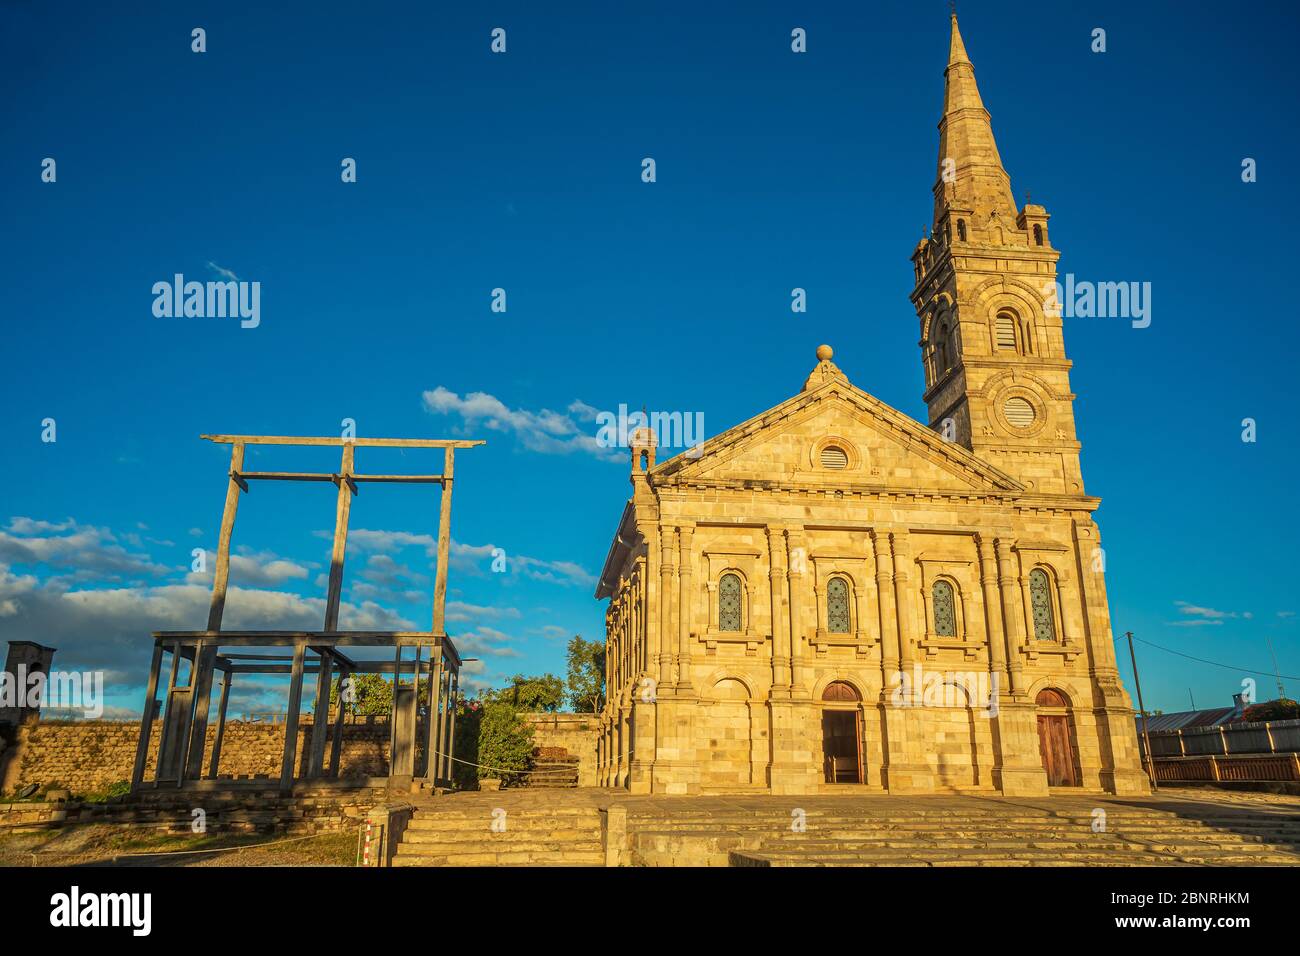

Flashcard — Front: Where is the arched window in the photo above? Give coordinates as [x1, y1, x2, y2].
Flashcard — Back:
[956, 219, 967, 242]
[932, 580, 957, 637]
[1028, 568, 1057, 641]
[934, 323, 949, 379]
[718, 573, 743, 632]
[995, 309, 1019, 352]
[826, 577, 851, 633]
[1033, 224, 1044, 246]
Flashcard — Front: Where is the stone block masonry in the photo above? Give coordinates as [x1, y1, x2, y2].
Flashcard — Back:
[0, 719, 391, 796]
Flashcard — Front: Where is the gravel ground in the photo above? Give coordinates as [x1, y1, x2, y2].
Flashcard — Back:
[0, 825, 356, 867]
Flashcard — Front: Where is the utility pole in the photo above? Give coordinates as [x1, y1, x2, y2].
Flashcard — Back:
[1126, 631, 1158, 791]
[1265, 636, 1287, 701]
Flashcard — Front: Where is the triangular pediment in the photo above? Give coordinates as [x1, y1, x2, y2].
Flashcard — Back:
[652, 378, 1022, 494]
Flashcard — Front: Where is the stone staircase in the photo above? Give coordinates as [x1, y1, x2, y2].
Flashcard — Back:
[392, 801, 604, 866]
[520, 747, 580, 789]
[625, 801, 1300, 867]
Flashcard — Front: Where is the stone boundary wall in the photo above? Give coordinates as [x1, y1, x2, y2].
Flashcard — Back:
[0, 787, 389, 835]
[523, 713, 599, 786]
[1, 719, 391, 796]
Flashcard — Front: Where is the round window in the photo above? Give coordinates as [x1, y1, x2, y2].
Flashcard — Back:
[1003, 396, 1035, 428]
[820, 445, 849, 469]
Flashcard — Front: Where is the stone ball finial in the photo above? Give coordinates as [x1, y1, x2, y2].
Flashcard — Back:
[816, 344, 833, 362]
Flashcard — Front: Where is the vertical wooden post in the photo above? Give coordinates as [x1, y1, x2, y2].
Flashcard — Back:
[440, 667, 455, 783]
[431, 449, 454, 634]
[131, 644, 164, 790]
[154, 647, 182, 783]
[427, 649, 445, 785]
[281, 640, 307, 793]
[329, 666, 348, 777]
[185, 442, 245, 781]
[207, 666, 231, 779]
[208, 442, 245, 629]
[389, 643, 402, 767]
[444, 670, 459, 785]
[325, 444, 355, 631]
[307, 649, 333, 777]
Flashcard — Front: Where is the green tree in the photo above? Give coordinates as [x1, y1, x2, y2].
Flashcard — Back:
[476, 700, 534, 785]
[330, 673, 393, 716]
[566, 635, 606, 713]
[483, 674, 565, 712]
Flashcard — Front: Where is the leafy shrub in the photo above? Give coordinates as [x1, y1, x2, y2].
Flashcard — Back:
[476, 701, 534, 786]
[1242, 698, 1300, 722]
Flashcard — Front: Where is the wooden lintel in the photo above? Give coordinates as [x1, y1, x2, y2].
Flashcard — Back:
[202, 434, 485, 449]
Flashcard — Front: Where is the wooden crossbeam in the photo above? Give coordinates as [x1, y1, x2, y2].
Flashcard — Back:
[236, 471, 447, 482]
[202, 434, 484, 448]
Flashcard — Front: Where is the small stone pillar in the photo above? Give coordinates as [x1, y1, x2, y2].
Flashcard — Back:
[0, 642, 56, 726]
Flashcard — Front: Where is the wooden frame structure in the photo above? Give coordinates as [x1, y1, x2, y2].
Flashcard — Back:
[131, 434, 483, 794]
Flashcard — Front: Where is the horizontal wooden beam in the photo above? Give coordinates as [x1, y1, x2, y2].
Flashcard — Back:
[228, 661, 433, 675]
[154, 630, 455, 652]
[235, 471, 444, 484]
[202, 434, 484, 449]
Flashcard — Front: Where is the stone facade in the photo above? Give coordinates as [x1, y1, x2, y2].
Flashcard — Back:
[1, 719, 392, 796]
[592, 16, 1148, 798]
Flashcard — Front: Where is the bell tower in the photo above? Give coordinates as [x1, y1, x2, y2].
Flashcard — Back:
[910, 14, 1084, 496]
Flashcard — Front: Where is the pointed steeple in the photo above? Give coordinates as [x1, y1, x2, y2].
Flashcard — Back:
[933, 14, 1018, 232]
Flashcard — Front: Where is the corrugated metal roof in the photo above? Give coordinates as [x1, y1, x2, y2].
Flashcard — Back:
[1136, 706, 1239, 734]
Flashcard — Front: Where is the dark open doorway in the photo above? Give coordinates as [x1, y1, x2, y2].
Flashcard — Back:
[821, 709, 862, 783]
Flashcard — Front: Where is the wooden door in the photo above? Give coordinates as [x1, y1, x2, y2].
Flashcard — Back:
[1036, 714, 1078, 787]
[821, 710, 861, 783]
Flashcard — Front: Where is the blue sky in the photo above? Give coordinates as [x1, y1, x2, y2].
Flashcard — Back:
[1, 0, 1297, 717]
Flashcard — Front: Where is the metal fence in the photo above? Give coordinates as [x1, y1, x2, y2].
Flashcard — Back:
[1140, 718, 1300, 758]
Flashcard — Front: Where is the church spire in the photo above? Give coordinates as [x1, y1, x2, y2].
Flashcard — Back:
[934, 13, 1018, 232]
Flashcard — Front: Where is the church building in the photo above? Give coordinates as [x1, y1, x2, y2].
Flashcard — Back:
[593, 15, 1149, 796]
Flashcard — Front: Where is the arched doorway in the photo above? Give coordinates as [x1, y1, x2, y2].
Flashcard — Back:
[821, 681, 862, 784]
[703, 678, 753, 788]
[1035, 688, 1080, 787]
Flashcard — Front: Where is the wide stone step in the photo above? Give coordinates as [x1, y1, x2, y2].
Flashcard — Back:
[403, 832, 595, 842]
[625, 818, 1300, 835]
[729, 848, 1300, 867]
[631, 830, 1299, 853]
[397, 839, 602, 855]
[390, 858, 603, 868]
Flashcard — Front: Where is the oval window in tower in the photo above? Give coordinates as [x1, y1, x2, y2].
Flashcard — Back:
[1003, 396, 1036, 428]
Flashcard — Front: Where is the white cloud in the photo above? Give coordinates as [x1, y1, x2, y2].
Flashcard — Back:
[206, 261, 239, 281]
[0, 519, 170, 578]
[1170, 601, 1252, 627]
[421, 386, 621, 460]
[445, 601, 521, 623]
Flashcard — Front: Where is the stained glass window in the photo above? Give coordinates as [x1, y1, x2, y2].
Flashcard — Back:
[827, 577, 851, 633]
[1029, 568, 1056, 641]
[719, 573, 742, 632]
[932, 580, 957, 637]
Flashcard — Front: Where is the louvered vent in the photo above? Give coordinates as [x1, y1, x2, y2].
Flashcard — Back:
[1003, 397, 1035, 428]
[820, 445, 849, 469]
[996, 313, 1017, 350]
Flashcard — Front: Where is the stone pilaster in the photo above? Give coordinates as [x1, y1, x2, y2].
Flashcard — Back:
[995, 536, 1027, 697]
[676, 525, 696, 697]
[766, 526, 791, 697]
